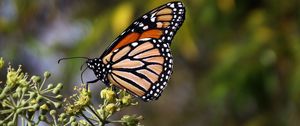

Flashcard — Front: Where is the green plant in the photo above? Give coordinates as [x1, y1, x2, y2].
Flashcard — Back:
[0, 57, 143, 126]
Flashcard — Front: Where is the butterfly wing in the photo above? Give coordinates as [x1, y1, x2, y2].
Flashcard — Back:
[104, 38, 173, 101]
[101, 1, 185, 101]
[100, 1, 185, 58]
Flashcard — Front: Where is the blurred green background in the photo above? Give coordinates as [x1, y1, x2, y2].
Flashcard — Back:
[0, 0, 300, 125]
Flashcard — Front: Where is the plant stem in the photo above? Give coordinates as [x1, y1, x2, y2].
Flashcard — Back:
[87, 105, 104, 122]
[81, 112, 95, 126]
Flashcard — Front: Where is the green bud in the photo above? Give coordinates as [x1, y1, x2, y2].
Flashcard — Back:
[79, 120, 88, 125]
[104, 103, 117, 114]
[12, 92, 19, 98]
[70, 116, 76, 122]
[40, 104, 49, 115]
[0, 57, 4, 69]
[22, 87, 28, 93]
[30, 99, 37, 104]
[71, 122, 78, 126]
[33, 103, 39, 110]
[53, 102, 62, 108]
[44, 71, 51, 78]
[31, 76, 41, 83]
[40, 104, 49, 110]
[100, 88, 116, 102]
[6, 65, 24, 87]
[52, 88, 60, 94]
[2, 99, 10, 107]
[47, 84, 54, 89]
[58, 117, 63, 122]
[121, 115, 143, 126]
[56, 83, 63, 90]
[20, 100, 26, 106]
[59, 113, 67, 119]
[50, 110, 56, 116]
[39, 115, 45, 121]
[121, 95, 132, 106]
[36, 95, 42, 102]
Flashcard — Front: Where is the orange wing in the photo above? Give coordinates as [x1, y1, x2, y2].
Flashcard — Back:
[100, 1, 185, 58]
[105, 38, 169, 101]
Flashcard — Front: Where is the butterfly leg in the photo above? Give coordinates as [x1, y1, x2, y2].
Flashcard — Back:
[85, 78, 99, 89]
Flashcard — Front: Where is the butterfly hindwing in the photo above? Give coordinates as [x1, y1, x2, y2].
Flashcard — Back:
[105, 38, 173, 101]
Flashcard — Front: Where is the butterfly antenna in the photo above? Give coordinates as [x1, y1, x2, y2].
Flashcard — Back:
[58, 57, 90, 64]
[81, 66, 88, 84]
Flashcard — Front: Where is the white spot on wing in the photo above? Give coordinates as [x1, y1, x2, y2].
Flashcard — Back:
[143, 25, 149, 30]
[170, 3, 175, 8]
[139, 23, 144, 27]
[151, 17, 156, 22]
[140, 38, 151, 41]
[131, 42, 138, 47]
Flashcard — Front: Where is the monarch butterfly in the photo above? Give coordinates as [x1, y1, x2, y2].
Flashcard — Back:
[60, 1, 185, 101]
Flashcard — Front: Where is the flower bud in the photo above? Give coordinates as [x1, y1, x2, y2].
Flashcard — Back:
[121, 115, 143, 126]
[47, 83, 54, 89]
[104, 103, 117, 114]
[30, 99, 37, 104]
[50, 110, 56, 116]
[22, 87, 28, 93]
[32, 103, 39, 111]
[44, 71, 51, 78]
[79, 120, 88, 125]
[71, 122, 78, 126]
[100, 88, 116, 102]
[39, 115, 45, 121]
[121, 95, 132, 106]
[53, 102, 62, 108]
[36, 95, 42, 102]
[52, 88, 60, 95]
[31, 76, 41, 83]
[56, 83, 63, 90]
[59, 113, 67, 119]
[70, 116, 76, 122]
[40, 104, 49, 115]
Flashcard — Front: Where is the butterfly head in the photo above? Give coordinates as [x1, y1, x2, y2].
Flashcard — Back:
[86, 58, 110, 82]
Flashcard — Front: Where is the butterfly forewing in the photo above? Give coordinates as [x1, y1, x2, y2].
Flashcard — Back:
[100, 1, 185, 58]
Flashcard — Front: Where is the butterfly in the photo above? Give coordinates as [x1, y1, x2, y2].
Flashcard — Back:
[61, 1, 185, 102]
